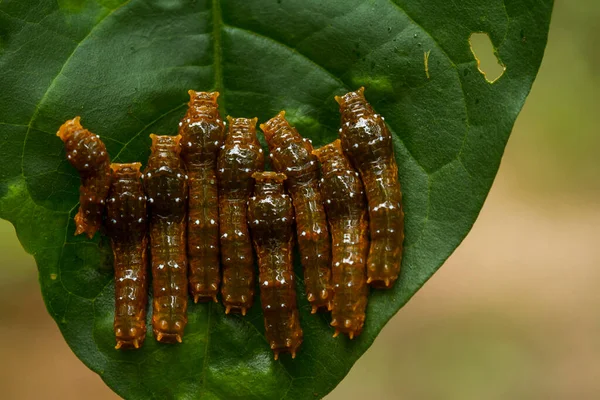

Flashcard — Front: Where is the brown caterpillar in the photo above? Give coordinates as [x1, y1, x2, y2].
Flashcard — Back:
[247, 172, 303, 360]
[261, 112, 333, 313]
[57, 117, 112, 238]
[336, 87, 405, 288]
[178, 91, 225, 303]
[217, 117, 264, 315]
[105, 163, 148, 349]
[313, 140, 368, 339]
[143, 134, 188, 343]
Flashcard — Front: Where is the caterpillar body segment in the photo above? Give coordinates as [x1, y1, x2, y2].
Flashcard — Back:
[106, 163, 148, 349]
[217, 116, 264, 315]
[178, 90, 225, 303]
[313, 140, 369, 339]
[261, 111, 333, 313]
[144, 134, 188, 343]
[335, 88, 404, 289]
[248, 172, 303, 360]
[57, 117, 112, 238]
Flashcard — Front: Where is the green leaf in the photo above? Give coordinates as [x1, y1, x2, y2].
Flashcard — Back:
[0, 0, 552, 398]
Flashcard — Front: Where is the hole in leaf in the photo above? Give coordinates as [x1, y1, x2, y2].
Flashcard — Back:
[469, 32, 506, 83]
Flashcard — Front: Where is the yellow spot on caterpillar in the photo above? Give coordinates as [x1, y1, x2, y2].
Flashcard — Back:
[424, 50, 431, 79]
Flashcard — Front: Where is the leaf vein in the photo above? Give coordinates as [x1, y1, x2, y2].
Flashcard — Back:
[18, 0, 134, 197]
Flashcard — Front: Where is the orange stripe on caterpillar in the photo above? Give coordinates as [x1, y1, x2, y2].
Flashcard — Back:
[261, 112, 333, 313]
[248, 172, 303, 360]
[217, 117, 264, 315]
[144, 134, 188, 344]
[313, 140, 368, 339]
[178, 90, 225, 303]
[335, 87, 405, 289]
[57, 117, 111, 238]
[106, 163, 148, 350]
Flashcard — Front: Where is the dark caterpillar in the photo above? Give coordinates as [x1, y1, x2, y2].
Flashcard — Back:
[105, 163, 148, 349]
[178, 91, 225, 303]
[217, 117, 264, 315]
[57, 117, 112, 238]
[261, 111, 333, 313]
[143, 134, 188, 343]
[247, 171, 303, 360]
[313, 140, 368, 339]
[336, 87, 405, 288]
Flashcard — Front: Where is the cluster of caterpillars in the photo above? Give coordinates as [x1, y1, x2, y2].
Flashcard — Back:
[57, 87, 404, 360]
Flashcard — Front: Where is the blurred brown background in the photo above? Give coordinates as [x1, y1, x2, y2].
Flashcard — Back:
[1, 2, 598, 399]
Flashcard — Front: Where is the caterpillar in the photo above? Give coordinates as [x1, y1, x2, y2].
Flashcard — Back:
[313, 140, 368, 339]
[217, 117, 264, 315]
[261, 111, 333, 313]
[247, 172, 303, 360]
[143, 134, 188, 343]
[335, 87, 405, 288]
[178, 90, 225, 303]
[105, 163, 148, 349]
[57, 117, 112, 238]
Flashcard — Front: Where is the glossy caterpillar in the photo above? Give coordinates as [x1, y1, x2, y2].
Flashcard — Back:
[261, 112, 333, 313]
[336, 87, 405, 288]
[217, 117, 264, 315]
[105, 163, 148, 349]
[313, 140, 368, 339]
[57, 117, 112, 238]
[143, 134, 188, 343]
[178, 91, 225, 303]
[248, 172, 303, 360]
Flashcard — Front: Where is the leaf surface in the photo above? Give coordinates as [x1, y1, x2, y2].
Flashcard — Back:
[0, 0, 553, 398]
